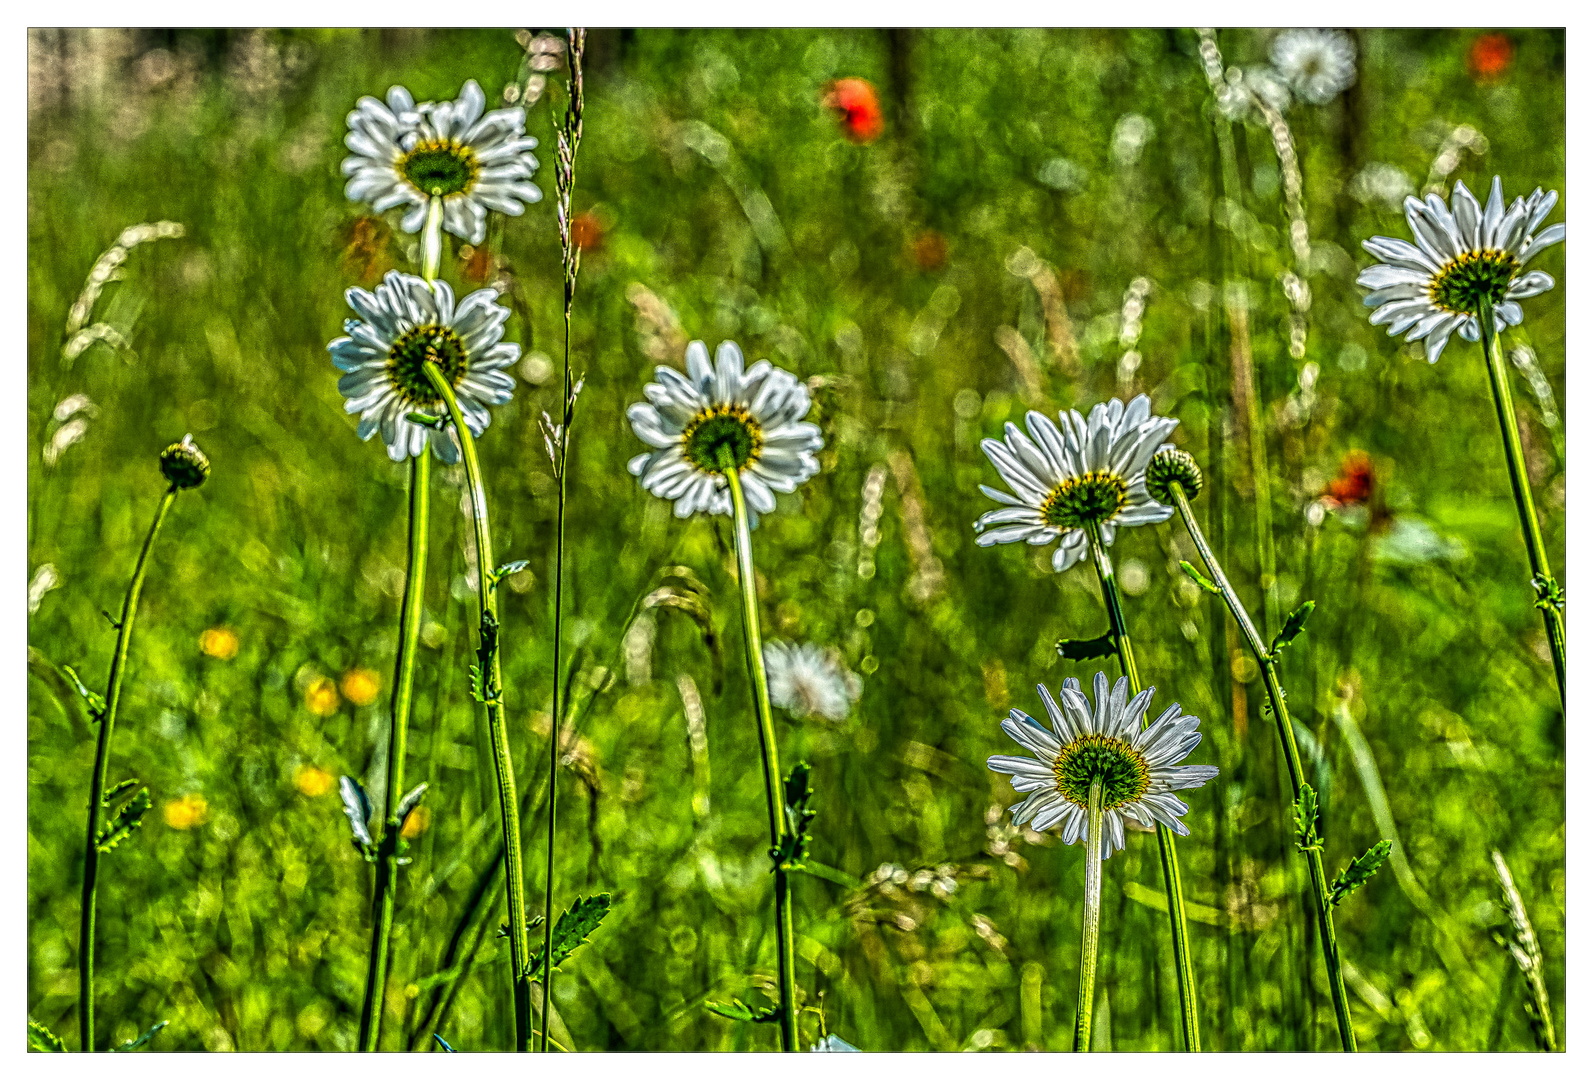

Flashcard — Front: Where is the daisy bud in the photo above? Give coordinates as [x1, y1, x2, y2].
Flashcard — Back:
[159, 434, 210, 490]
[1145, 448, 1202, 504]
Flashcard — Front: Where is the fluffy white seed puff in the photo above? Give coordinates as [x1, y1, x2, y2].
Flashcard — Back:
[974, 395, 1178, 573]
[764, 641, 862, 721]
[328, 271, 518, 462]
[1270, 29, 1357, 105]
[341, 80, 542, 245]
[988, 673, 1218, 859]
[626, 340, 824, 524]
[1358, 177, 1564, 364]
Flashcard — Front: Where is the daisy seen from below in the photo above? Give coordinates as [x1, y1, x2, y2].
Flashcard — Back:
[626, 340, 823, 523]
[989, 673, 1217, 859]
[342, 79, 542, 245]
[1358, 176, 1564, 364]
[973, 395, 1177, 573]
[328, 270, 519, 462]
[1271, 28, 1357, 104]
[764, 641, 862, 721]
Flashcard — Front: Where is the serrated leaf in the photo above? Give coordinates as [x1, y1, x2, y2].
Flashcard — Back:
[1329, 839, 1393, 907]
[1055, 632, 1116, 662]
[61, 664, 106, 718]
[526, 893, 612, 982]
[773, 762, 817, 871]
[396, 782, 429, 829]
[1292, 783, 1322, 853]
[109, 1020, 168, 1052]
[339, 775, 373, 849]
[96, 786, 151, 852]
[705, 997, 780, 1024]
[102, 777, 140, 807]
[1270, 600, 1316, 658]
[28, 1019, 65, 1052]
[470, 612, 502, 706]
[1180, 560, 1221, 595]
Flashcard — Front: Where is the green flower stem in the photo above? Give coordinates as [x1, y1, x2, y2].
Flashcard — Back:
[1084, 521, 1200, 1052]
[421, 196, 443, 281]
[1072, 779, 1105, 1053]
[719, 452, 798, 1053]
[422, 361, 533, 1052]
[1166, 480, 1357, 1051]
[357, 450, 430, 1052]
[1477, 300, 1566, 710]
[78, 483, 178, 1052]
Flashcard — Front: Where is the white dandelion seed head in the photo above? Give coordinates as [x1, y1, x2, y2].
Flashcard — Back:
[1357, 176, 1565, 364]
[1271, 29, 1357, 105]
[764, 641, 862, 721]
[327, 270, 520, 462]
[341, 79, 542, 245]
[625, 340, 824, 523]
[987, 672, 1218, 859]
[972, 394, 1178, 574]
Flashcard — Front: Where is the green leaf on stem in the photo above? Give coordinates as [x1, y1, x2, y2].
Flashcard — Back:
[101, 609, 122, 630]
[102, 777, 141, 807]
[469, 612, 502, 706]
[525, 893, 613, 982]
[1179, 560, 1221, 595]
[96, 784, 152, 852]
[1292, 783, 1322, 853]
[61, 663, 106, 719]
[1329, 840, 1393, 907]
[1270, 601, 1316, 658]
[773, 762, 817, 871]
[27, 1019, 66, 1052]
[396, 781, 429, 830]
[1055, 632, 1116, 661]
[487, 560, 531, 589]
[109, 1020, 168, 1052]
[705, 997, 780, 1024]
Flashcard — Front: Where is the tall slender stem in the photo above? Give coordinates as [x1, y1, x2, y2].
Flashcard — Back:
[720, 455, 797, 1052]
[542, 29, 586, 1052]
[358, 450, 430, 1051]
[1168, 482, 1357, 1051]
[1477, 300, 1566, 709]
[1073, 779, 1105, 1053]
[78, 484, 177, 1052]
[421, 361, 532, 1051]
[1084, 522, 1200, 1052]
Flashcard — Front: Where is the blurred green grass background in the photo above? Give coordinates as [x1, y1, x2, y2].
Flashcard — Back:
[27, 27, 1564, 1052]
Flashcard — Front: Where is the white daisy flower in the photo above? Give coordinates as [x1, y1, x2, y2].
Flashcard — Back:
[1270, 29, 1357, 105]
[1358, 177, 1565, 364]
[626, 340, 823, 523]
[973, 395, 1178, 573]
[988, 673, 1218, 859]
[764, 641, 862, 721]
[328, 270, 519, 462]
[341, 79, 542, 245]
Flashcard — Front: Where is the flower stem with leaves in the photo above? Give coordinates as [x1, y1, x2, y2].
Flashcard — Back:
[1072, 779, 1105, 1052]
[77, 439, 207, 1051]
[539, 26, 585, 1054]
[356, 197, 442, 1054]
[1477, 299, 1566, 709]
[421, 359, 533, 1052]
[1083, 521, 1201, 1052]
[720, 450, 798, 1052]
[1155, 451, 1368, 1051]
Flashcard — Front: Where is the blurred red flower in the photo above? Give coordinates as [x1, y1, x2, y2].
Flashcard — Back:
[1324, 450, 1374, 507]
[824, 77, 885, 143]
[911, 230, 947, 270]
[571, 210, 604, 252]
[1468, 33, 1513, 82]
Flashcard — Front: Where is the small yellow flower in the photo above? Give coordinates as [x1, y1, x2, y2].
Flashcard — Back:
[304, 677, 341, 717]
[163, 793, 209, 830]
[294, 765, 334, 798]
[341, 668, 381, 707]
[400, 805, 431, 839]
[199, 626, 239, 660]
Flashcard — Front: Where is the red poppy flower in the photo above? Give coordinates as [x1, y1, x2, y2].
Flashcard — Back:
[1468, 33, 1514, 82]
[824, 78, 884, 143]
[1324, 450, 1374, 507]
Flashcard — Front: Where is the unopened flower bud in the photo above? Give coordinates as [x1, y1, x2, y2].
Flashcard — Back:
[160, 434, 210, 490]
[1145, 447, 1202, 504]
